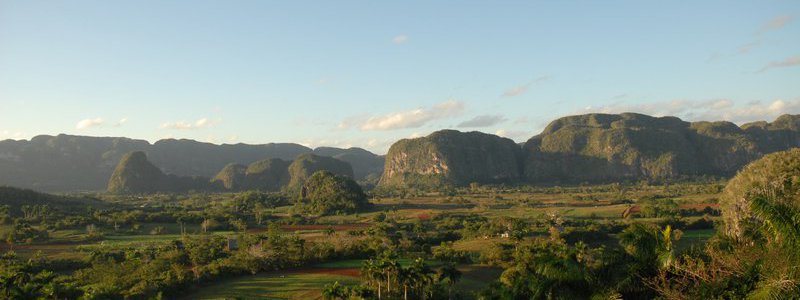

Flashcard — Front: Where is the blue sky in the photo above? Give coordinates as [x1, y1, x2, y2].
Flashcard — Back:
[1, 1, 799, 153]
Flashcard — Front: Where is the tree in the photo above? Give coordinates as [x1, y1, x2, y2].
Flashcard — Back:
[361, 259, 383, 299]
[300, 170, 368, 215]
[322, 281, 348, 300]
[437, 262, 461, 300]
[229, 218, 247, 233]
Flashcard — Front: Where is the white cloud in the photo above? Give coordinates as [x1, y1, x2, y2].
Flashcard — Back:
[757, 55, 800, 73]
[0, 130, 25, 140]
[160, 118, 220, 130]
[457, 115, 508, 128]
[342, 100, 465, 131]
[502, 76, 551, 97]
[76, 118, 104, 130]
[577, 98, 800, 124]
[495, 129, 529, 140]
[392, 35, 409, 44]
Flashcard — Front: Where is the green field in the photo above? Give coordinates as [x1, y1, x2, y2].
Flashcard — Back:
[186, 259, 502, 300]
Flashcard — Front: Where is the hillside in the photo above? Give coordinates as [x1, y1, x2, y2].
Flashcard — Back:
[107, 151, 214, 194]
[379, 130, 523, 188]
[0, 186, 107, 215]
[312, 147, 384, 180]
[523, 113, 800, 183]
[210, 158, 291, 192]
[288, 154, 354, 190]
[380, 113, 800, 188]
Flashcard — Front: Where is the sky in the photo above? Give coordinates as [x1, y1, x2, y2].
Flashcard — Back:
[1, 1, 799, 154]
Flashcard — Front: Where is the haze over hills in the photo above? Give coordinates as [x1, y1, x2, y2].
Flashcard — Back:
[2, 113, 800, 192]
[108, 151, 357, 194]
[0, 135, 384, 192]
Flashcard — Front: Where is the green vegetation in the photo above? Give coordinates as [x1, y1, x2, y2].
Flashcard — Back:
[288, 154, 355, 191]
[380, 130, 522, 189]
[3, 134, 800, 299]
[720, 148, 800, 238]
[298, 171, 368, 215]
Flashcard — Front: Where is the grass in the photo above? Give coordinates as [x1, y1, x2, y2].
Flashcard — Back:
[187, 259, 500, 300]
[186, 261, 362, 300]
[189, 272, 360, 300]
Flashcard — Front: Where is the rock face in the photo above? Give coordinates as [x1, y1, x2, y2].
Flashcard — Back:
[107, 152, 170, 194]
[523, 113, 764, 183]
[288, 154, 354, 190]
[244, 158, 292, 191]
[107, 151, 214, 194]
[210, 164, 247, 190]
[523, 113, 800, 183]
[211, 158, 292, 192]
[379, 130, 523, 188]
[380, 114, 800, 188]
[0, 135, 381, 192]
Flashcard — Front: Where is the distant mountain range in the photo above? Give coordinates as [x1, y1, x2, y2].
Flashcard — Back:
[0, 135, 383, 192]
[3, 113, 800, 192]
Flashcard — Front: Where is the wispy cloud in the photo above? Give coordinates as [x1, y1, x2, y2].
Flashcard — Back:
[160, 118, 220, 130]
[392, 35, 409, 44]
[457, 114, 508, 128]
[113, 118, 128, 127]
[757, 55, 800, 73]
[758, 15, 794, 34]
[738, 41, 761, 54]
[578, 98, 800, 124]
[340, 100, 465, 131]
[502, 76, 551, 97]
[76, 118, 104, 130]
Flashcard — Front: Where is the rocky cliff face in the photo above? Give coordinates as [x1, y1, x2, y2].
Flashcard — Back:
[524, 113, 798, 183]
[210, 163, 247, 190]
[107, 152, 170, 194]
[108, 151, 216, 194]
[379, 130, 522, 188]
[245, 158, 292, 191]
[379, 114, 800, 188]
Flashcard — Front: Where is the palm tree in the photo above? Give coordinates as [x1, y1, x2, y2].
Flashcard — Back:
[746, 193, 800, 298]
[407, 258, 433, 299]
[749, 194, 800, 248]
[437, 262, 461, 300]
[361, 259, 382, 299]
[398, 266, 412, 300]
